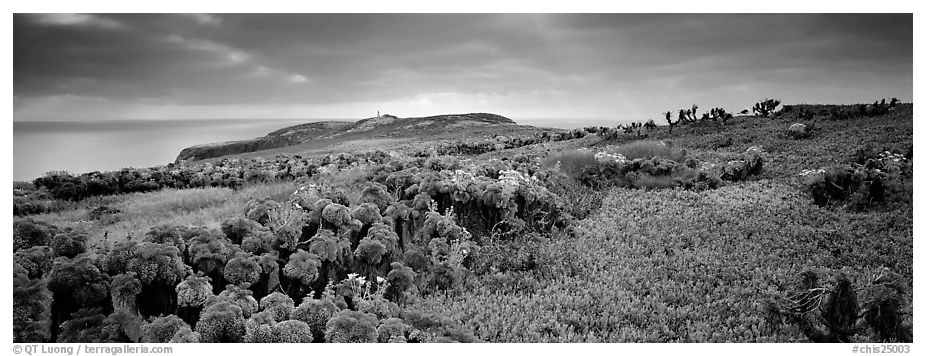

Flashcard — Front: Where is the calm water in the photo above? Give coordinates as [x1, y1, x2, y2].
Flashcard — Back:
[14, 117, 630, 182]
[13, 119, 314, 182]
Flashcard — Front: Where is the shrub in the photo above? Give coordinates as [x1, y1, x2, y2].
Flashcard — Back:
[251, 253, 282, 301]
[57, 308, 106, 342]
[240, 229, 275, 255]
[360, 183, 394, 213]
[321, 203, 353, 228]
[273, 320, 314, 343]
[575, 155, 719, 191]
[111, 273, 142, 315]
[143, 224, 189, 256]
[355, 237, 388, 266]
[14, 246, 53, 279]
[209, 285, 259, 318]
[356, 295, 401, 321]
[377, 318, 412, 342]
[196, 301, 246, 343]
[764, 270, 912, 343]
[307, 229, 343, 263]
[283, 250, 322, 300]
[224, 253, 261, 286]
[141, 315, 192, 343]
[243, 311, 276, 343]
[800, 164, 890, 210]
[283, 250, 321, 285]
[14, 264, 52, 342]
[169, 325, 200, 342]
[126, 243, 191, 318]
[13, 218, 58, 251]
[325, 310, 378, 343]
[50, 231, 89, 258]
[47, 255, 111, 338]
[385, 262, 417, 304]
[100, 311, 143, 342]
[717, 146, 765, 182]
[244, 199, 283, 225]
[352, 203, 383, 226]
[403, 250, 429, 273]
[220, 217, 263, 245]
[292, 297, 339, 342]
[187, 229, 236, 293]
[176, 274, 213, 308]
[259, 292, 295, 322]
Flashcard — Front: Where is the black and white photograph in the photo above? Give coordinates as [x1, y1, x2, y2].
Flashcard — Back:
[9, 4, 917, 351]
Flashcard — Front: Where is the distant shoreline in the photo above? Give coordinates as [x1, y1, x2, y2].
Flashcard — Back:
[14, 117, 637, 181]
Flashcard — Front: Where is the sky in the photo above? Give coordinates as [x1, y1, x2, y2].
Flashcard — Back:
[13, 13, 913, 122]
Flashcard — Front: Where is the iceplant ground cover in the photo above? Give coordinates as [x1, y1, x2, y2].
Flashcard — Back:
[406, 181, 912, 342]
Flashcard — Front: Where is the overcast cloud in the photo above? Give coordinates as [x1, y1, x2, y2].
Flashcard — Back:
[13, 13, 912, 121]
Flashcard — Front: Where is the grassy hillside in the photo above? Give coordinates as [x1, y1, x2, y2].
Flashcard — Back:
[175, 113, 533, 162]
[14, 102, 913, 343]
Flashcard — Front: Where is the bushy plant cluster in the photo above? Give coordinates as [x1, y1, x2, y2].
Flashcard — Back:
[14, 218, 59, 252]
[18, 151, 394, 208]
[13, 182, 79, 216]
[425, 129, 590, 157]
[800, 161, 908, 211]
[544, 142, 732, 191]
[763, 268, 912, 342]
[830, 98, 901, 121]
[14, 149, 585, 343]
[13, 202, 479, 343]
[704, 146, 766, 182]
[365, 156, 571, 241]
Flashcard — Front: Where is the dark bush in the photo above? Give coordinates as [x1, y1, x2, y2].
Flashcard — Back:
[14, 264, 52, 342]
[220, 217, 263, 245]
[13, 218, 58, 252]
[51, 231, 89, 258]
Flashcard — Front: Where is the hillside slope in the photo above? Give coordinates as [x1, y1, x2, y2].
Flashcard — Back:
[175, 113, 517, 162]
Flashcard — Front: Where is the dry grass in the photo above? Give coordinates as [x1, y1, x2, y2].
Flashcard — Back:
[541, 150, 598, 178]
[27, 181, 301, 247]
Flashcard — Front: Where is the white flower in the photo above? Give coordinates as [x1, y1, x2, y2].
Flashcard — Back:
[376, 277, 385, 284]
[798, 168, 827, 177]
[347, 273, 358, 280]
[594, 151, 627, 163]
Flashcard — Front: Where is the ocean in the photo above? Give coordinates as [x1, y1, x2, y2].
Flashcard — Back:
[13, 117, 632, 182]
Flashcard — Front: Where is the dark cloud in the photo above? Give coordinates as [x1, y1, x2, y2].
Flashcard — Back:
[13, 13, 913, 120]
